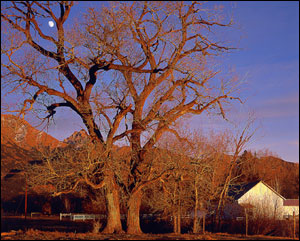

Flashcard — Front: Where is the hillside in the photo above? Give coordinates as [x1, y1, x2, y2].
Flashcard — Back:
[1, 114, 65, 177]
[1, 114, 64, 150]
[1, 114, 298, 206]
[1, 114, 64, 201]
[237, 151, 299, 199]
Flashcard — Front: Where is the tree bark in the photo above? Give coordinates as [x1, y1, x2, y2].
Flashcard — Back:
[80, 114, 123, 234]
[193, 180, 199, 233]
[102, 174, 124, 234]
[177, 204, 181, 234]
[173, 210, 178, 233]
[173, 182, 181, 234]
[126, 190, 143, 234]
[63, 195, 70, 212]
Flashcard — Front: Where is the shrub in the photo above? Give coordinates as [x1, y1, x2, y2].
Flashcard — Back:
[91, 220, 103, 234]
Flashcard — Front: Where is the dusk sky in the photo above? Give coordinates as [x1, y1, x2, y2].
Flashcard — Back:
[189, 1, 299, 163]
[2, 1, 299, 163]
[196, 1, 299, 163]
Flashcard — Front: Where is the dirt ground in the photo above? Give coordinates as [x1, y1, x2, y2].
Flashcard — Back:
[1, 216, 297, 240]
[1, 229, 297, 240]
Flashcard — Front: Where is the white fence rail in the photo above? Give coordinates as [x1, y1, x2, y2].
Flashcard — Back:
[60, 213, 105, 221]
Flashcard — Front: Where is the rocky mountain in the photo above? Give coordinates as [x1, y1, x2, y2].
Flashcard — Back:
[1, 114, 65, 201]
[1, 114, 65, 175]
[63, 129, 89, 147]
[1, 114, 64, 151]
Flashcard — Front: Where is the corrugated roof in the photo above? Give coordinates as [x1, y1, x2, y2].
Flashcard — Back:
[283, 199, 299, 206]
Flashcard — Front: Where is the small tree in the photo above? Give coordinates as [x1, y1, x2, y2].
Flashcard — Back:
[213, 117, 257, 231]
[142, 135, 192, 234]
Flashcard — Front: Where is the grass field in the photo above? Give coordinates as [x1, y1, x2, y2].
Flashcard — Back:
[1, 229, 297, 240]
[1, 216, 297, 240]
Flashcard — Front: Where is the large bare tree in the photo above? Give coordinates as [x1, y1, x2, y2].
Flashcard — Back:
[83, 1, 241, 233]
[2, 1, 242, 234]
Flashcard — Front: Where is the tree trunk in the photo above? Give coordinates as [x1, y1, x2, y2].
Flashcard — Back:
[25, 177, 27, 219]
[177, 204, 181, 234]
[173, 181, 181, 234]
[126, 190, 143, 234]
[215, 206, 223, 232]
[102, 174, 123, 234]
[172, 208, 181, 234]
[81, 115, 123, 233]
[63, 196, 70, 212]
[193, 209, 199, 233]
[173, 210, 178, 233]
[193, 180, 199, 233]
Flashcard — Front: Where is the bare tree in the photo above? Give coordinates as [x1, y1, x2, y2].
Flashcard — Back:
[177, 118, 257, 233]
[82, 1, 242, 234]
[141, 134, 193, 234]
[188, 131, 225, 234]
[158, 129, 234, 234]
[2, 1, 241, 234]
[212, 118, 257, 231]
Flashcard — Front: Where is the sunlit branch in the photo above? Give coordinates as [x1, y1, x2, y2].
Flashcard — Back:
[107, 104, 133, 147]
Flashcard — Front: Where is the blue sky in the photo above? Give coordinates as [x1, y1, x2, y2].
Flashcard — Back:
[234, 1, 299, 163]
[191, 1, 299, 162]
[2, 1, 299, 163]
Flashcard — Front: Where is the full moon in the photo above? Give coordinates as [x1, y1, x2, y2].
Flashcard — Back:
[48, 21, 54, 28]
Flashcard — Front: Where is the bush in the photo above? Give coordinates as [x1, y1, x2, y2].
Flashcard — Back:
[223, 217, 299, 238]
[91, 220, 103, 234]
[249, 216, 298, 237]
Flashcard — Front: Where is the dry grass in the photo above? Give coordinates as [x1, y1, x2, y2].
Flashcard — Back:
[1, 229, 297, 240]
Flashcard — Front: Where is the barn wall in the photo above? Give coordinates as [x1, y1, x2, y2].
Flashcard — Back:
[237, 182, 285, 220]
[283, 206, 299, 217]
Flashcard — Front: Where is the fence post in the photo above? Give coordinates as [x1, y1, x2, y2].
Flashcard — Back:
[25, 177, 27, 220]
[293, 211, 295, 239]
[203, 214, 205, 234]
[245, 209, 248, 237]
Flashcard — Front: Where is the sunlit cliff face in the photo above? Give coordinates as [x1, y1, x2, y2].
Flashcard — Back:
[1, 116, 27, 143]
[63, 129, 89, 148]
[1, 114, 64, 149]
[14, 124, 27, 142]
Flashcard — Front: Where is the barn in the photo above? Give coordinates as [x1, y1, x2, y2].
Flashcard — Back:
[224, 180, 299, 220]
[283, 199, 299, 219]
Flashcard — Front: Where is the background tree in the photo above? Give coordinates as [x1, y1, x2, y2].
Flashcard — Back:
[235, 148, 299, 199]
[154, 135, 193, 234]
[188, 130, 228, 234]
[211, 118, 257, 231]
